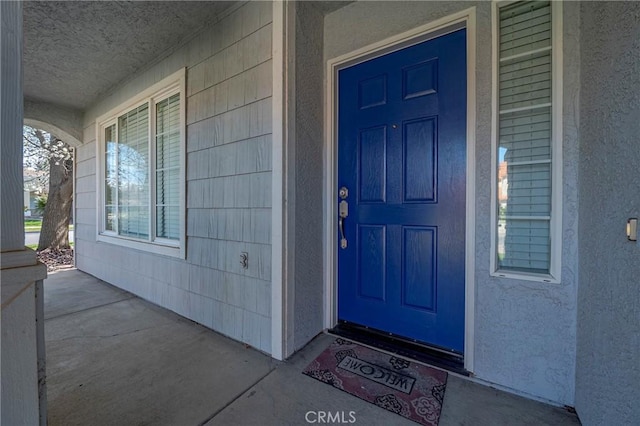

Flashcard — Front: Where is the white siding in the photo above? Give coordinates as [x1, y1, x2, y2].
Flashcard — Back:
[76, 2, 273, 354]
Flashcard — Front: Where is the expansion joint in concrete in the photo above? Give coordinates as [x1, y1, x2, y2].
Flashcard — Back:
[44, 296, 135, 321]
[196, 366, 277, 426]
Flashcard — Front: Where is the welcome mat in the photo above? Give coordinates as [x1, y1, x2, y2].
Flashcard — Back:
[302, 338, 447, 425]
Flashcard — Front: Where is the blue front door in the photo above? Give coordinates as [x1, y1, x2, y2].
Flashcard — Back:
[337, 29, 467, 353]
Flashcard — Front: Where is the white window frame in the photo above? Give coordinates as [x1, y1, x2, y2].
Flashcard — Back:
[490, 1, 563, 283]
[95, 69, 186, 258]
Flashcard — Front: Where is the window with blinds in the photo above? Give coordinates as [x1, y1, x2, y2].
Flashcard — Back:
[155, 94, 180, 240]
[495, 0, 559, 276]
[98, 71, 184, 254]
[117, 104, 150, 239]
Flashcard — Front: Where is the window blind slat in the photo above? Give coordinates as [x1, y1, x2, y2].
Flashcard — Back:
[498, 218, 551, 273]
[500, 109, 550, 128]
[501, 70, 551, 91]
[500, 63, 551, 87]
[157, 133, 181, 170]
[500, 53, 550, 77]
[501, 130, 550, 144]
[499, 51, 552, 110]
[500, 91, 551, 111]
[503, 242, 550, 254]
[501, 12, 551, 37]
[500, 107, 551, 163]
[500, 2, 550, 28]
[500, 27, 551, 54]
[500, 37, 551, 59]
[507, 148, 551, 162]
[500, 79, 550, 98]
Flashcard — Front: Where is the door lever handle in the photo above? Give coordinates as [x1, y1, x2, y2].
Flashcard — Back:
[339, 200, 348, 249]
[339, 217, 347, 249]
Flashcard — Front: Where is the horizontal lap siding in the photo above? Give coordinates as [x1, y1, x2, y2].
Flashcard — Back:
[75, 143, 96, 229]
[76, 2, 273, 354]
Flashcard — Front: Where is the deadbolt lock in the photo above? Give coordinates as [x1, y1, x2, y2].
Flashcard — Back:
[339, 187, 349, 200]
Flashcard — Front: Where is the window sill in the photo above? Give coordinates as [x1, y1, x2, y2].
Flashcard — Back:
[96, 233, 184, 259]
[491, 270, 560, 284]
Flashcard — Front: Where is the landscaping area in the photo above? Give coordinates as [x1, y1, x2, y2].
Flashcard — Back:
[25, 218, 74, 272]
[37, 247, 74, 272]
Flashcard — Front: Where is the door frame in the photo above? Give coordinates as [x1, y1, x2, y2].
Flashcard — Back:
[323, 8, 477, 372]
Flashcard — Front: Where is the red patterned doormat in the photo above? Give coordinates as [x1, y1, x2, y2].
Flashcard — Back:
[302, 338, 447, 425]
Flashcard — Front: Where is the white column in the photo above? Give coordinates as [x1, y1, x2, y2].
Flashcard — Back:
[1, 0, 25, 252]
[1, 3, 48, 425]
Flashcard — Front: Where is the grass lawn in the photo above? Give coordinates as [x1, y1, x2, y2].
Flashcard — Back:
[24, 219, 74, 233]
[25, 219, 42, 232]
[27, 242, 74, 250]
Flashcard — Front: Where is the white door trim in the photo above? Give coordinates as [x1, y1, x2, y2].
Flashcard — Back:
[323, 7, 477, 372]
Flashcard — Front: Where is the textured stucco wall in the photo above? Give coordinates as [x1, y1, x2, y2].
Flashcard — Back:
[76, 2, 274, 354]
[24, 98, 83, 146]
[324, 1, 580, 404]
[576, 2, 640, 424]
[292, 2, 326, 351]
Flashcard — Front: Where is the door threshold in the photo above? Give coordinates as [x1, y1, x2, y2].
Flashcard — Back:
[329, 321, 469, 376]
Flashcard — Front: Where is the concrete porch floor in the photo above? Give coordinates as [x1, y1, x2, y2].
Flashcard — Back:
[45, 270, 581, 426]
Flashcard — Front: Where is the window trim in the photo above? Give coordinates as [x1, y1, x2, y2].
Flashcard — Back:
[489, 1, 562, 283]
[95, 69, 186, 259]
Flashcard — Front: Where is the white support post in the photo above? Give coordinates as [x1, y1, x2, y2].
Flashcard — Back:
[1, 3, 48, 425]
[1, 0, 26, 252]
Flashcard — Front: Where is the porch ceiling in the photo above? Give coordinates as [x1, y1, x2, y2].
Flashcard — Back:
[23, 1, 237, 111]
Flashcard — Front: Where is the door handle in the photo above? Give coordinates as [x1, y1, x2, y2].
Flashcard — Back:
[339, 200, 348, 249]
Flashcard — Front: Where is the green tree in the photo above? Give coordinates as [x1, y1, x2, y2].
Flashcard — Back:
[23, 126, 74, 250]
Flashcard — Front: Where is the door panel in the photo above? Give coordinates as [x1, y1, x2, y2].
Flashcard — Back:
[404, 118, 436, 202]
[402, 226, 436, 312]
[337, 29, 467, 353]
[358, 224, 386, 301]
[359, 127, 387, 203]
